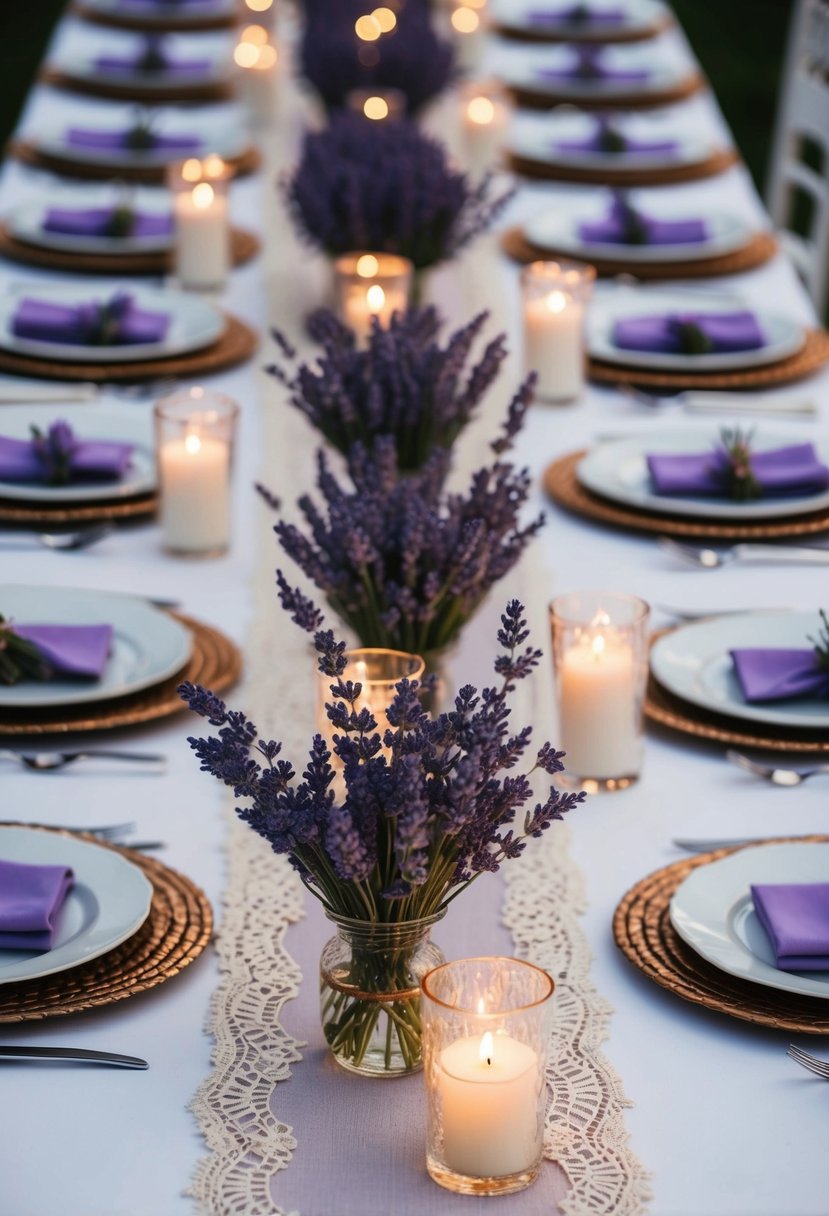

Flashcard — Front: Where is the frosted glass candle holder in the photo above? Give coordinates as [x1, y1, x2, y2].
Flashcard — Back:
[168, 155, 231, 291]
[422, 957, 553, 1196]
[332, 252, 413, 345]
[521, 259, 595, 403]
[154, 388, 239, 557]
[316, 648, 425, 753]
[550, 591, 650, 792]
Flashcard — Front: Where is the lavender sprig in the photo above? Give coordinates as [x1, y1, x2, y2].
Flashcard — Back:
[809, 609, 829, 671]
[719, 427, 761, 501]
[283, 113, 514, 272]
[0, 617, 47, 686]
[30, 421, 77, 486]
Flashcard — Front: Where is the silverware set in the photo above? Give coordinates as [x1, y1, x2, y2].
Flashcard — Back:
[787, 1045, 829, 1079]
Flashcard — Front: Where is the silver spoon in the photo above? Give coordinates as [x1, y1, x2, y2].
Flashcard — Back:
[726, 749, 829, 788]
[658, 537, 829, 569]
[0, 524, 114, 552]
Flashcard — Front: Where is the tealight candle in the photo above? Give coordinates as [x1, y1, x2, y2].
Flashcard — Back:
[345, 87, 406, 122]
[154, 389, 239, 557]
[234, 24, 278, 125]
[422, 957, 553, 1196]
[550, 591, 650, 791]
[458, 80, 510, 174]
[521, 259, 595, 403]
[169, 156, 231, 290]
[333, 252, 413, 344]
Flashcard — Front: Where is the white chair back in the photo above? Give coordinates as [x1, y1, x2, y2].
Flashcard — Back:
[766, 0, 829, 315]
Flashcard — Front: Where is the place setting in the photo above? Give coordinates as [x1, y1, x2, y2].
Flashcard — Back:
[491, 0, 673, 44]
[501, 188, 777, 278]
[71, 0, 238, 33]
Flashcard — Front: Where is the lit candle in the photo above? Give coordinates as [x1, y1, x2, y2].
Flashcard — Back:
[234, 25, 278, 125]
[459, 82, 509, 175]
[521, 260, 595, 403]
[333, 252, 413, 345]
[345, 87, 406, 123]
[169, 156, 231, 291]
[451, 1, 487, 74]
[438, 1029, 541, 1179]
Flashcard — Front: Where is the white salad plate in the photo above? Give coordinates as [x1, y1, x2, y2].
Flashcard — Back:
[509, 109, 718, 169]
[0, 585, 192, 709]
[494, 38, 694, 98]
[670, 842, 829, 1001]
[52, 30, 231, 90]
[31, 106, 247, 168]
[80, 0, 236, 23]
[5, 185, 172, 255]
[0, 826, 153, 986]
[493, 0, 668, 39]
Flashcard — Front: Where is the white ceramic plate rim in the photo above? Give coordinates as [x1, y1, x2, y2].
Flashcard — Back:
[650, 611, 829, 729]
[587, 290, 806, 371]
[0, 826, 153, 986]
[577, 430, 829, 521]
[524, 207, 755, 264]
[510, 127, 714, 169]
[670, 843, 829, 1000]
[5, 195, 173, 254]
[0, 585, 192, 708]
[84, 0, 236, 19]
[58, 47, 228, 90]
[33, 116, 246, 168]
[500, 46, 691, 96]
[0, 402, 156, 503]
[494, 0, 664, 35]
[0, 282, 224, 364]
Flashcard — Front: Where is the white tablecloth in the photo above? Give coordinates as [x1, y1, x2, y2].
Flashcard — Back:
[2, 6, 829, 1215]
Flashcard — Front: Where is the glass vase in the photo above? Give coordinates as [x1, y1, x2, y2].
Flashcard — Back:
[320, 912, 446, 1078]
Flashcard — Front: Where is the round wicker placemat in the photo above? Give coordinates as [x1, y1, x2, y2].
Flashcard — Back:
[0, 223, 261, 277]
[7, 139, 261, 185]
[505, 70, 703, 111]
[500, 226, 777, 280]
[543, 449, 829, 541]
[0, 611, 241, 736]
[507, 146, 738, 186]
[0, 826, 213, 1023]
[613, 838, 829, 1034]
[587, 328, 829, 391]
[40, 66, 234, 105]
[0, 313, 258, 383]
[71, 1, 237, 30]
[0, 490, 156, 528]
[494, 10, 672, 42]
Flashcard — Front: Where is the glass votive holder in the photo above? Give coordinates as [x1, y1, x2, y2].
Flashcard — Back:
[233, 24, 278, 125]
[345, 87, 407, 123]
[421, 957, 554, 1196]
[457, 79, 511, 175]
[168, 156, 231, 291]
[549, 591, 651, 793]
[332, 252, 413, 345]
[154, 388, 239, 558]
[521, 259, 596, 404]
[316, 648, 425, 752]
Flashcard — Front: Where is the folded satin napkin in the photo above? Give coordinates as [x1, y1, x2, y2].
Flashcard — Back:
[751, 883, 829, 971]
[555, 120, 678, 156]
[528, 4, 626, 23]
[579, 195, 707, 245]
[9, 623, 114, 680]
[94, 44, 212, 76]
[118, 0, 216, 8]
[0, 431, 134, 484]
[11, 295, 170, 347]
[647, 443, 829, 498]
[0, 858, 75, 952]
[65, 127, 202, 154]
[43, 206, 173, 239]
[538, 47, 651, 83]
[613, 310, 766, 355]
[730, 647, 829, 703]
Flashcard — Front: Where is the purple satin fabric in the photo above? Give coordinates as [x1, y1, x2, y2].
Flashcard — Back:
[0, 434, 134, 483]
[11, 297, 170, 346]
[647, 443, 829, 498]
[43, 206, 173, 239]
[12, 623, 113, 679]
[117, 0, 217, 9]
[528, 5, 626, 24]
[751, 883, 829, 971]
[0, 858, 75, 952]
[579, 202, 707, 245]
[730, 647, 829, 703]
[555, 130, 678, 156]
[93, 53, 212, 76]
[613, 310, 767, 354]
[538, 48, 650, 84]
[65, 127, 202, 154]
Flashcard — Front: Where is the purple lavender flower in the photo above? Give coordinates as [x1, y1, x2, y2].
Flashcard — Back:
[268, 307, 527, 471]
[284, 113, 514, 271]
[31, 420, 78, 486]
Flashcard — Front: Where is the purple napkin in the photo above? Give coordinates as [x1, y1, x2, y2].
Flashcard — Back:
[538, 46, 650, 84]
[579, 196, 707, 245]
[528, 4, 626, 24]
[751, 883, 829, 971]
[0, 434, 134, 485]
[117, 0, 217, 9]
[11, 623, 113, 679]
[65, 127, 202, 155]
[0, 858, 75, 952]
[11, 296, 170, 347]
[94, 47, 212, 77]
[43, 206, 173, 240]
[613, 310, 767, 355]
[555, 121, 678, 156]
[730, 647, 829, 703]
[647, 443, 829, 498]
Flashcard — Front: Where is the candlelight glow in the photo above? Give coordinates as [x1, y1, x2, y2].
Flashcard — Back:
[203, 154, 226, 178]
[363, 96, 389, 120]
[452, 6, 480, 33]
[184, 433, 202, 456]
[254, 44, 278, 70]
[477, 998, 486, 1014]
[356, 254, 380, 277]
[366, 284, 386, 312]
[544, 290, 567, 314]
[234, 41, 260, 68]
[372, 6, 397, 31]
[192, 182, 215, 209]
[245, 0, 273, 9]
[181, 158, 202, 183]
[479, 1031, 494, 1066]
[355, 13, 382, 40]
[591, 634, 606, 659]
[467, 96, 495, 125]
[241, 24, 268, 45]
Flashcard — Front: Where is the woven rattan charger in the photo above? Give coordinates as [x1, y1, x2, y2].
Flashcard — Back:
[0, 488, 156, 529]
[494, 10, 673, 42]
[40, 66, 234, 105]
[505, 69, 703, 111]
[0, 825, 213, 1023]
[7, 139, 261, 185]
[613, 837, 829, 1034]
[71, 0, 236, 31]
[507, 146, 739, 186]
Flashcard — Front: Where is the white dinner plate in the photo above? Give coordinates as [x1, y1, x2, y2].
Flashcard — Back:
[5, 186, 173, 255]
[0, 401, 155, 504]
[32, 108, 246, 168]
[650, 611, 829, 730]
[670, 843, 829, 1000]
[81, 0, 236, 23]
[52, 30, 231, 90]
[494, 39, 694, 98]
[509, 110, 717, 170]
[0, 281, 224, 364]
[493, 0, 668, 39]
[577, 430, 829, 521]
[587, 288, 806, 372]
[524, 204, 756, 264]
[0, 826, 153, 986]
[0, 585, 192, 709]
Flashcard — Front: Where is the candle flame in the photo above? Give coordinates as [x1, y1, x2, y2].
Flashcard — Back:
[181, 158, 203, 183]
[356, 254, 380, 277]
[476, 997, 486, 1014]
[363, 96, 389, 120]
[452, 6, 480, 33]
[591, 633, 606, 659]
[467, 96, 495, 125]
[192, 182, 215, 210]
[355, 13, 382, 40]
[479, 1031, 494, 1066]
[203, 154, 226, 179]
[241, 24, 268, 45]
[245, 0, 273, 10]
[234, 41, 259, 68]
[591, 609, 611, 627]
[184, 433, 202, 456]
[366, 284, 386, 313]
[354, 658, 368, 687]
[544, 290, 567, 315]
[372, 6, 397, 32]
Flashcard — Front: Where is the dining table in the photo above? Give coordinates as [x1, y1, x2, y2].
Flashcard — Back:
[1, 3, 828, 1215]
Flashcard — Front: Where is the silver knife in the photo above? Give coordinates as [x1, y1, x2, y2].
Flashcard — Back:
[672, 835, 816, 853]
[0, 1046, 148, 1069]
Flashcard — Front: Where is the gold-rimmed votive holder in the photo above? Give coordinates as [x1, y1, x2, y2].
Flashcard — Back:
[316, 647, 426, 754]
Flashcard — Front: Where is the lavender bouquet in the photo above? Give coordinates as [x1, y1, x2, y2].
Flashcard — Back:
[267, 307, 512, 471]
[284, 113, 513, 272]
[180, 594, 583, 1074]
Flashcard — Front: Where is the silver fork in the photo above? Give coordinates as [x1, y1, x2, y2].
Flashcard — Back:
[787, 1044, 829, 1079]
[0, 750, 166, 772]
[0, 1046, 148, 1069]
[0, 524, 114, 552]
[621, 383, 817, 417]
[726, 750, 829, 788]
[658, 537, 829, 569]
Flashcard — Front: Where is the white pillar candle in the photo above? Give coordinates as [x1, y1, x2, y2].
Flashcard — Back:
[451, 3, 487, 74]
[173, 180, 230, 290]
[234, 26, 278, 125]
[438, 1030, 540, 1178]
[158, 431, 231, 555]
[558, 627, 640, 779]
[523, 289, 584, 402]
[460, 89, 509, 175]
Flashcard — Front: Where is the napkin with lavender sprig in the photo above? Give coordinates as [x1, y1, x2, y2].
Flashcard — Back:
[579, 192, 707, 245]
[555, 115, 678, 156]
[0, 421, 134, 485]
[537, 45, 651, 85]
[43, 203, 172, 240]
[731, 610, 829, 704]
[0, 616, 113, 685]
[647, 430, 829, 500]
[94, 36, 212, 77]
[11, 292, 170, 347]
[613, 310, 766, 355]
[528, 3, 626, 25]
[65, 112, 201, 155]
[0, 859, 75, 952]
